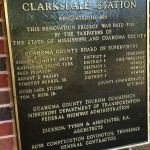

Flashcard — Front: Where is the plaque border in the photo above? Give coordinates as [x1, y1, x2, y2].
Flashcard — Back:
[4, 0, 149, 149]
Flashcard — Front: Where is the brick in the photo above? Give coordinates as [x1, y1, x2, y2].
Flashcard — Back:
[0, 74, 8, 88]
[0, 22, 3, 36]
[0, 4, 1, 15]
[0, 40, 4, 54]
[0, 57, 6, 71]
[0, 91, 10, 104]
[0, 4, 4, 19]
[0, 122, 13, 136]
[0, 138, 14, 150]
[0, 107, 12, 121]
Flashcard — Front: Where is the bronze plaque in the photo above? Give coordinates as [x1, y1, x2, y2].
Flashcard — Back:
[4, 0, 149, 150]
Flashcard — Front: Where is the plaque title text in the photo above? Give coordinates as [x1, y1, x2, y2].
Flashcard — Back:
[22, 1, 137, 11]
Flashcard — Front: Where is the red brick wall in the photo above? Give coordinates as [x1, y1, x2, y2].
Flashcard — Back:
[0, 0, 16, 149]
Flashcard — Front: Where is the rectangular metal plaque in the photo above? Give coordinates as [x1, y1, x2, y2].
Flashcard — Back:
[4, 0, 149, 150]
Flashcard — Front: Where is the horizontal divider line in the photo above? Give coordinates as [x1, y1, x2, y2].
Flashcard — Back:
[0, 71, 8, 74]
[0, 103, 12, 108]
[0, 87, 10, 91]
[0, 120, 13, 124]
[0, 54, 7, 57]
[0, 18, 5, 22]
[0, 37, 6, 40]
[0, 135, 15, 140]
